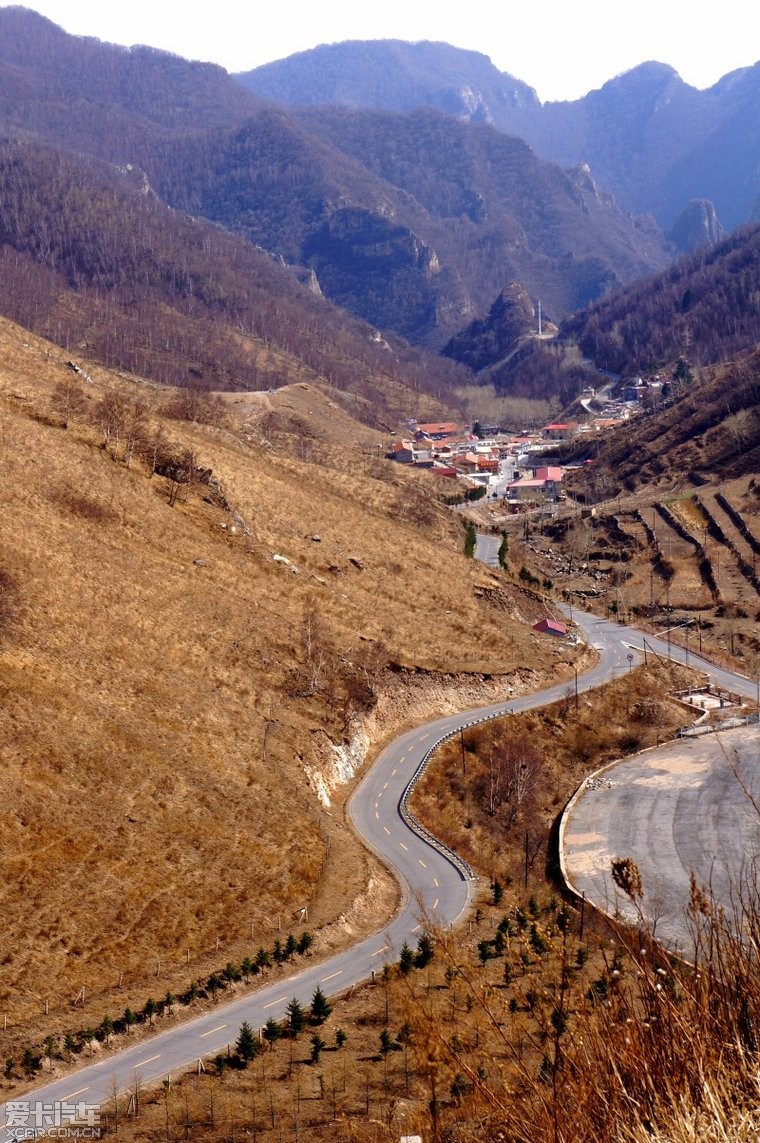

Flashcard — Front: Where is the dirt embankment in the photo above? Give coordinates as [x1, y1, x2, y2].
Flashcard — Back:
[308, 642, 593, 812]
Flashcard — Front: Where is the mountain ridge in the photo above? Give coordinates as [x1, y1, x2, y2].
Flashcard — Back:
[0, 8, 673, 365]
[238, 39, 760, 232]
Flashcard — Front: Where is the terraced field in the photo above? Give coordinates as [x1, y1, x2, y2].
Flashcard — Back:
[492, 476, 760, 670]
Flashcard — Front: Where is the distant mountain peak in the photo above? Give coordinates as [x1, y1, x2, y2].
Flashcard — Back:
[237, 38, 540, 120]
[606, 60, 683, 86]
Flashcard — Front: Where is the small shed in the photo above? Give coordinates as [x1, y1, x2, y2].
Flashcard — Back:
[533, 618, 567, 637]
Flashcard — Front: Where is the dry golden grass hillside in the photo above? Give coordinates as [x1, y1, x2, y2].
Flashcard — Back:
[0, 318, 572, 1043]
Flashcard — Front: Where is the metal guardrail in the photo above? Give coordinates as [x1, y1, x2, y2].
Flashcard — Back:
[399, 705, 520, 882]
[679, 712, 760, 737]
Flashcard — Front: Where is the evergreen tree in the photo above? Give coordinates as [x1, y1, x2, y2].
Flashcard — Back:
[235, 1020, 258, 1063]
[379, 1028, 396, 1056]
[478, 939, 495, 964]
[673, 357, 694, 387]
[310, 1033, 326, 1063]
[286, 996, 306, 1036]
[498, 532, 509, 570]
[414, 932, 434, 968]
[182, 981, 199, 1004]
[451, 1073, 469, 1102]
[297, 931, 313, 955]
[335, 1028, 347, 1049]
[263, 1018, 282, 1047]
[310, 985, 332, 1024]
[399, 942, 415, 975]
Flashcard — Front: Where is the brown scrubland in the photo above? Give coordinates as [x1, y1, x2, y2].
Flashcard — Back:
[0, 317, 571, 1054]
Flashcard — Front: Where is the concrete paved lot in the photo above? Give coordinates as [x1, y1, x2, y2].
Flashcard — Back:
[562, 724, 760, 955]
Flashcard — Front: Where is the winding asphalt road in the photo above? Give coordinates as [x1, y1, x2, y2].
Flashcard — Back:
[2, 609, 755, 1137]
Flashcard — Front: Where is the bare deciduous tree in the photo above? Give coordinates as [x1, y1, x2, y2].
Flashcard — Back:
[93, 391, 128, 457]
[290, 601, 332, 698]
[49, 377, 86, 428]
[122, 400, 148, 468]
[474, 734, 541, 826]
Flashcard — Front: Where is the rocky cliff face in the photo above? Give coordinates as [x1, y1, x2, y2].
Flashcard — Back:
[302, 207, 442, 341]
[667, 199, 724, 252]
[442, 283, 536, 372]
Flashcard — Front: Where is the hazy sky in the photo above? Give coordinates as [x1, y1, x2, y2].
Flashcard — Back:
[14, 1, 760, 102]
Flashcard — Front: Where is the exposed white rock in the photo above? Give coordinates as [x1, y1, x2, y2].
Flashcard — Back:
[308, 722, 371, 809]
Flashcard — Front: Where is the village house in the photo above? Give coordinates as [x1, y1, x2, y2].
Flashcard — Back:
[390, 440, 432, 464]
[414, 421, 460, 442]
[390, 440, 417, 464]
[533, 618, 567, 637]
[543, 421, 579, 441]
[507, 461, 564, 502]
[430, 462, 459, 479]
[506, 477, 550, 501]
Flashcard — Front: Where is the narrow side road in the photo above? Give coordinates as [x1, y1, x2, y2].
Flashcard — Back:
[560, 612, 760, 955]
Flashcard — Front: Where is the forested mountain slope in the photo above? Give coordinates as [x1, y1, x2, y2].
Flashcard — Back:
[561, 223, 760, 375]
[239, 39, 760, 232]
[0, 136, 463, 420]
[0, 9, 673, 358]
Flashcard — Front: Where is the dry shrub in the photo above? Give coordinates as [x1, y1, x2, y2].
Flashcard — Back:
[0, 567, 20, 638]
[162, 388, 226, 426]
[56, 489, 117, 523]
[629, 697, 665, 724]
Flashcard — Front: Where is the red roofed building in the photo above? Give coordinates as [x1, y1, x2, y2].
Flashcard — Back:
[415, 422, 460, 441]
[543, 422, 579, 440]
[533, 466, 563, 482]
[533, 618, 567, 637]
